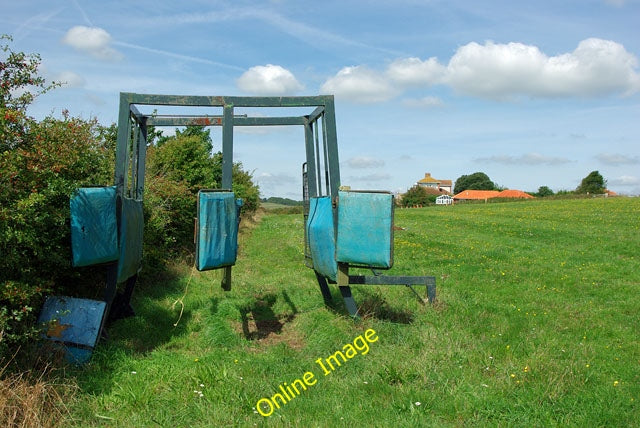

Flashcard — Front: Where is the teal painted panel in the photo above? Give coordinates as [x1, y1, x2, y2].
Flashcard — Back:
[116, 198, 144, 283]
[38, 296, 106, 364]
[336, 191, 394, 269]
[196, 191, 240, 271]
[70, 187, 118, 267]
[307, 197, 337, 281]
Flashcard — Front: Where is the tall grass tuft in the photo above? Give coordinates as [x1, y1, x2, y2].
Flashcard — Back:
[0, 359, 77, 428]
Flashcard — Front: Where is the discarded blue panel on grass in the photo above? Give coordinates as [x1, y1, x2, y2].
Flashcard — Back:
[70, 186, 119, 267]
[307, 197, 337, 281]
[38, 296, 107, 364]
[336, 191, 394, 269]
[116, 198, 144, 283]
[196, 191, 241, 271]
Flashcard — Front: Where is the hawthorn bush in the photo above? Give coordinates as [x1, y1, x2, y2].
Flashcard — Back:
[1, 36, 114, 358]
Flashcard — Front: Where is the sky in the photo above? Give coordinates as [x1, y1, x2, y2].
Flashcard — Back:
[2, 0, 640, 198]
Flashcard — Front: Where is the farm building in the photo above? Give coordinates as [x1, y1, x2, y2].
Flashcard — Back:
[453, 189, 534, 202]
[416, 173, 453, 194]
[495, 189, 534, 199]
[453, 190, 501, 201]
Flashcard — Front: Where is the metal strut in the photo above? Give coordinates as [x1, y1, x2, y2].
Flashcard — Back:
[335, 263, 436, 318]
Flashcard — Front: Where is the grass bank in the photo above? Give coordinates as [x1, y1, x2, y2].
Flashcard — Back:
[61, 197, 639, 426]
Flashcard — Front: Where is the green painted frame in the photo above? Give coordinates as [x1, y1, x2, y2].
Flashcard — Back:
[108, 92, 435, 321]
[109, 93, 342, 317]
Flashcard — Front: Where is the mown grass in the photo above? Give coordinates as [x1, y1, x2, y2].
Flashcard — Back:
[64, 197, 639, 426]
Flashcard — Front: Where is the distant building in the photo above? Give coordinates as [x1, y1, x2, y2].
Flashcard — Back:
[416, 173, 452, 194]
[452, 190, 501, 201]
[495, 189, 534, 199]
[453, 189, 535, 202]
[435, 195, 454, 205]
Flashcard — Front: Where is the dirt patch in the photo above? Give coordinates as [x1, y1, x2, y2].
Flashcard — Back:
[230, 313, 305, 351]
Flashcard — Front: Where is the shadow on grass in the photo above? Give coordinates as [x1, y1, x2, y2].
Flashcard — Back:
[71, 266, 199, 395]
[326, 287, 414, 324]
[238, 291, 298, 340]
[357, 292, 414, 324]
[317, 284, 414, 324]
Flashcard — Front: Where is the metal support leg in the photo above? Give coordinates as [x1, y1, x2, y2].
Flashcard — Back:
[221, 266, 232, 291]
[108, 274, 137, 322]
[103, 262, 118, 306]
[121, 274, 137, 309]
[100, 262, 118, 337]
[337, 263, 359, 317]
[426, 276, 437, 303]
[315, 271, 333, 304]
[339, 286, 359, 318]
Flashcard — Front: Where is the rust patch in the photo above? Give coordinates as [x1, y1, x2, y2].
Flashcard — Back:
[46, 319, 71, 338]
[192, 117, 222, 126]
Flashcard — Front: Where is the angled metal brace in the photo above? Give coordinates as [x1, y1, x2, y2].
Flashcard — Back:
[347, 274, 437, 304]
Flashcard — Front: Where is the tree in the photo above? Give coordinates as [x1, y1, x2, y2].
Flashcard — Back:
[148, 131, 221, 191]
[1, 36, 113, 357]
[576, 171, 606, 194]
[453, 172, 496, 194]
[0, 35, 59, 112]
[143, 125, 260, 264]
[401, 185, 431, 207]
[537, 186, 554, 197]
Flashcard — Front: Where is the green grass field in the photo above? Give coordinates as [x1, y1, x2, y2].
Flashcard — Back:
[66, 197, 639, 426]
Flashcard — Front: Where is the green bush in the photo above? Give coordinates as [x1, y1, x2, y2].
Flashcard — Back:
[400, 185, 434, 207]
[1, 36, 114, 358]
[142, 175, 196, 268]
[142, 126, 260, 266]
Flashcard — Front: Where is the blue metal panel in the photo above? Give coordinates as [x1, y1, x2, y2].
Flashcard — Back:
[336, 191, 394, 269]
[196, 191, 241, 271]
[116, 198, 144, 283]
[307, 197, 337, 281]
[37, 296, 106, 364]
[70, 187, 119, 267]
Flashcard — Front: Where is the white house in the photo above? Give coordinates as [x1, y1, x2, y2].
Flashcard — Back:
[435, 195, 454, 205]
[416, 173, 452, 194]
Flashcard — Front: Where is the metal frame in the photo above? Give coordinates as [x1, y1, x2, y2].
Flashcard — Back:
[108, 92, 435, 321]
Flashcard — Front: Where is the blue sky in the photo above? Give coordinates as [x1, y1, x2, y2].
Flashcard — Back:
[3, 0, 639, 197]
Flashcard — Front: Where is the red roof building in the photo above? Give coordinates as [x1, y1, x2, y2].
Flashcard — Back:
[495, 189, 534, 199]
[453, 189, 535, 201]
[452, 190, 501, 200]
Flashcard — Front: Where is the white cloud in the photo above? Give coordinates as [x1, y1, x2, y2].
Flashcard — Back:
[236, 64, 304, 95]
[609, 175, 640, 186]
[256, 172, 297, 186]
[62, 26, 123, 61]
[476, 153, 571, 165]
[402, 96, 444, 108]
[320, 66, 398, 103]
[255, 172, 300, 196]
[386, 57, 446, 87]
[446, 38, 640, 98]
[345, 156, 385, 169]
[55, 71, 86, 88]
[595, 153, 640, 165]
[319, 38, 639, 103]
